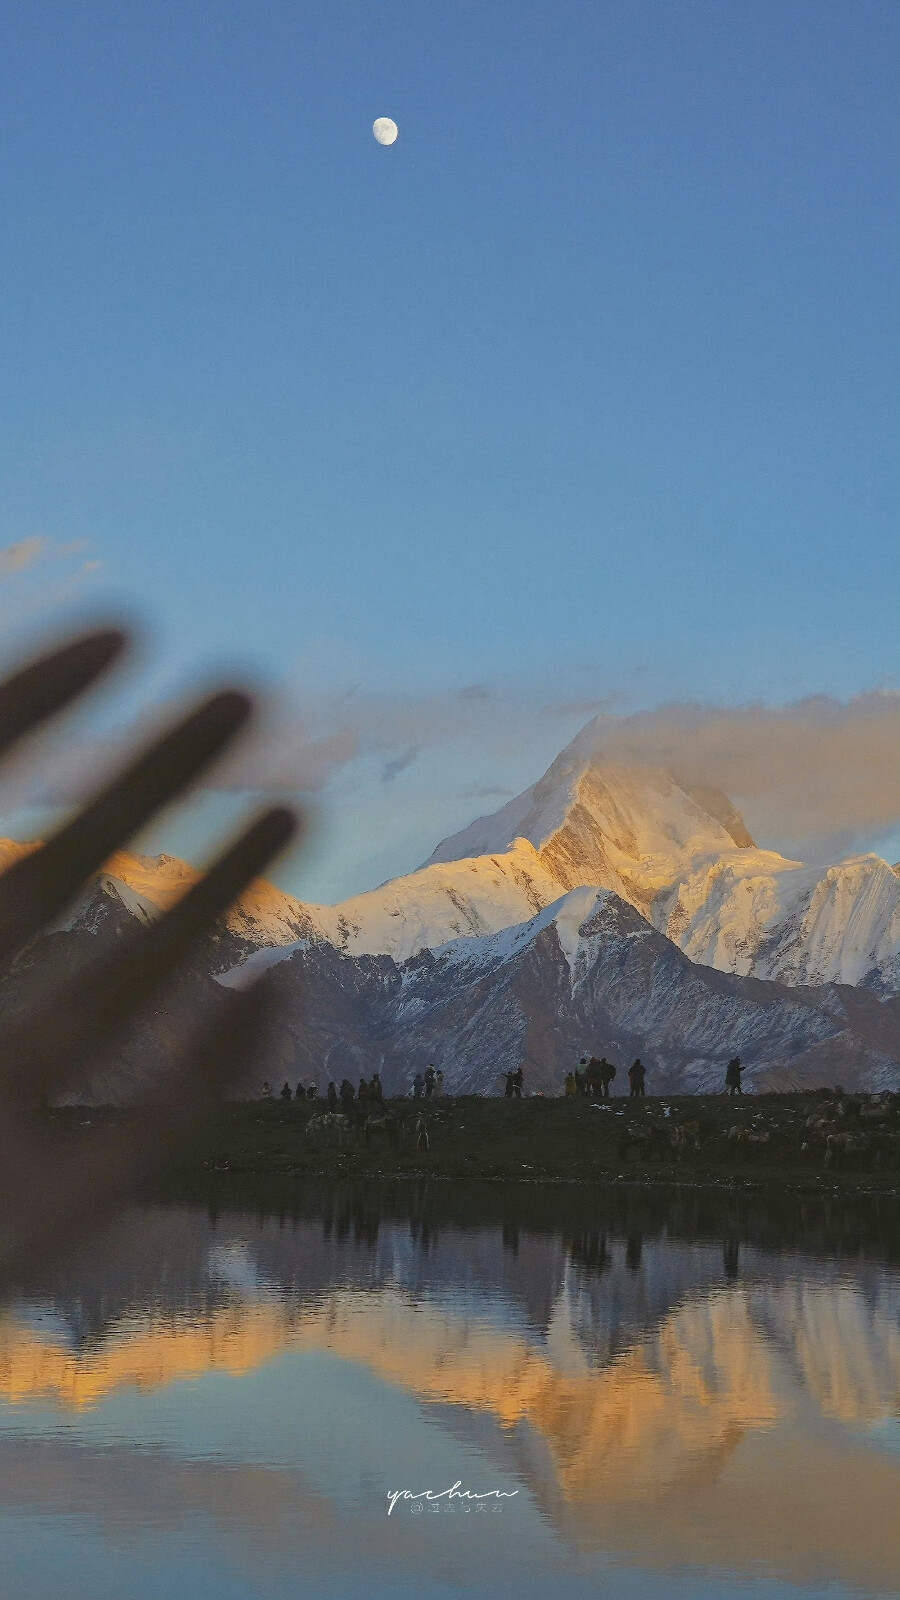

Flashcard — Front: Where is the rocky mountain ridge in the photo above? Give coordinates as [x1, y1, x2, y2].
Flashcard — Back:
[222, 886, 900, 1095]
[0, 717, 897, 1096]
[5, 724, 896, 998]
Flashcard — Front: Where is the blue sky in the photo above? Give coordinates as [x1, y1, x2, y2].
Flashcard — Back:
[0, 1, 897, 899]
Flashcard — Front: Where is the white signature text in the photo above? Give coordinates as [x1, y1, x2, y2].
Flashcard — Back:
[387, 1480, 519, 1516]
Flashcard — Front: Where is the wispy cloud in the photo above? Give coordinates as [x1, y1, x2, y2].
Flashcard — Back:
[4, 639, 899, 868]
[0, 536, 92, 577]
[260, 682, 900, 857]
[381, 745, 419, 784]
[576, 691, 900, 858]
[0, 535, 103, 629]
[0, 537, 49, 575]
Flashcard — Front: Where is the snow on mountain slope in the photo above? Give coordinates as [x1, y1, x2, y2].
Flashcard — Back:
[89, 851, 201, 926]
[88, 851, 321, 947]
[411, 887, 900, 1093]
[658, 850, 900, 995]
[427, 735, 753, 915]
[429, 885, 606, 980]
[5, 704, 899, 1006]
[314, 839, 563, 960]
[0, 839, 320, 950]
[223, 839, 566, 982]
[244, 887, 900, 1095]
[217, 724, 900, 996]
[422, 728, 900, 996]
[4, 833, 567, 972]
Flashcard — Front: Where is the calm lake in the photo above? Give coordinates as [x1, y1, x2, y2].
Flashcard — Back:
[1, 1182, 899, 1600]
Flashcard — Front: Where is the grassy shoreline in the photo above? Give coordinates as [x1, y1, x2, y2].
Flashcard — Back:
[132, 1090, 900, 1201]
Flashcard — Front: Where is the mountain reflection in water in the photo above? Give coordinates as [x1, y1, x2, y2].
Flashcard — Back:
[0, 1186, 898, 1600]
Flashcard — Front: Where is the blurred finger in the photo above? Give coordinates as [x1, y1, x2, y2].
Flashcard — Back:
[2, 805, 299, 1106]
[0, 688, 254, 962]
[0, 629, 126, 765]
[0, 978, 275, 1286]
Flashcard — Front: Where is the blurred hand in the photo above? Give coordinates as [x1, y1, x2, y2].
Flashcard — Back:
[0, 627, 300, 1281]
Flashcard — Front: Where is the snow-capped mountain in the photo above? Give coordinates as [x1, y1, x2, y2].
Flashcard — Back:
[3, 711, 899, 1003]
[218, 754, 771, 971]
[658, 850, 900, 996]
[235, 839, 564, 971]
[220, 730, 900, 999]
[426, 738, 753, 913]
[420, 731, 900, 997]
[1, 713, 897, 1099]
[35, 846, 318, 957]
[223, 887, 900, 1095]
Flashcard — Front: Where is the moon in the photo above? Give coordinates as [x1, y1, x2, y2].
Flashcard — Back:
[373, 117, 398, 146]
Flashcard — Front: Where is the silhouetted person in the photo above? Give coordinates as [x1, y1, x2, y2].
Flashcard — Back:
[295, 1080, 305, 1100]
[504, 1071, 515, 1099]
[280, 1082, 292, 1102]
[306, 1083, 318, 1099]
[412, 1072, 424, 1099]
[339, 1078, 355, 1115]
[435, 1068, 444, 1097]
[358, 1077, 369, 1105]
[327, 1081, 338, 1111]
[725, 1057, 744, 1095]
[424, 1064, 436, 1098]
[512, 1066, 524, 1098]
[628, 1059, 646, 1097]
[599, 1059, 617, 1100]
[261, 1081, 272, 1099]
[575, 1057, 589, 1096]
[370, 1071, 384, 1105]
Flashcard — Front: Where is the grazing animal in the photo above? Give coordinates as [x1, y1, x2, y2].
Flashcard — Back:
[305, 1112, 353, 1148]
[649, 1124, 671, 1161]
[725, 1123, 768, 1160]
[803, 1115, 833, 1134]
[874, 1131, 900, 1169]
[824, 1130, 872, 1169]
[671, 1121, 700, 1161]
[304, 1113, 326, 1143]
[799, 1116, 836, 1158]
[860, 1103, 889, 1124]
[617, 1126, 651, 1162]
[618, 1124, 670, 1163]
[744, 1131, 771, 1161]
[362, 1115, 389, 1148]
[836, 1098, 863, 1120]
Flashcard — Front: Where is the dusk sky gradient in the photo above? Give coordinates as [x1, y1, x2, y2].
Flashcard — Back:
[0, 1, 897, 898]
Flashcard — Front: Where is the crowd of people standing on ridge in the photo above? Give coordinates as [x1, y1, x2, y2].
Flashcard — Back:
[412, 1063, 444, 1098]
[563, 1056, 647, 1100]
[260, 1053, 745, 1103]
[260, 1071, 387, 1112]
[334, 1072, 386, 1115]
